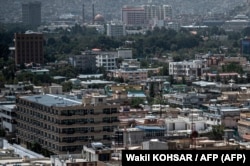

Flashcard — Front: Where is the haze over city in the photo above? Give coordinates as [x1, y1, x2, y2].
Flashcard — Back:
[0, 0, 248, 23]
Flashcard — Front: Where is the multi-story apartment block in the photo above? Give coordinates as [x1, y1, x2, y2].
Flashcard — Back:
[238, 112, 250, 141]
[96, 51, 118, 71]
[14, 31, 44, 66]
[162, 5, 172, 20]
[122, 6, 146, 26]
[169, 60, 206, 79]
[109, 63, 148, 83]
[143, 4, 172, 22]
[122, 4, 172, 26]
[16, 93, 120, 154]
[203, 106, 242, 128]
[107, 21, 126, 38]
[0, 105, 17, 133]
[167, 92, 207, 108]
[69, 50, 97, 73]
[22, 1, 41, 27]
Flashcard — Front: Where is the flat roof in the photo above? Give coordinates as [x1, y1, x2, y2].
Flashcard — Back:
[192, 81, 216, 87]
[0, 105, 15, 110]
[53, 76, 66, 80]
[19, 94, 82, 107]
[78, 74, 103, 79]
[136, 125, 166, 131]
[81, 80, 114, 84]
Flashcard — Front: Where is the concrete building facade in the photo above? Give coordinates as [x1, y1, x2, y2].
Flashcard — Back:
[22, 1, 41, 27]
[14, 31, 44, 66]
[107, 21, 126, 37]
[16, 93, 120, 154]
[122, 6, 146, 26]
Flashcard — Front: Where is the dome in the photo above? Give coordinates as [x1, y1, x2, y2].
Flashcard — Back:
[94, 14, 105, 22]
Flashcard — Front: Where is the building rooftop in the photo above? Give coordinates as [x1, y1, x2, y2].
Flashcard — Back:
[0, 104, 15, 111]
[19, 94, 82, 107]
[78, 74, 103, 79]
[53, 76, 66, 80]
[135, 125, 166, 131]
[81, 80, 114, 85]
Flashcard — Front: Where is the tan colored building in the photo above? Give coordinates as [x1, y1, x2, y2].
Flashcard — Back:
[109, 68, 148, 83]
[14, 31, 44, 66]
[238, 113, 250, 141]
[16, 93, 120, 154]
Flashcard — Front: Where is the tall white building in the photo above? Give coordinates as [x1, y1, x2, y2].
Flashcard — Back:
[107, 21, 126, 37]
[162, 5, 172, 20]
[96, 51, 118, 71]
[169, 60, 206, 79]
[0, 105, 16, 133]
[142, 4, 173, 22]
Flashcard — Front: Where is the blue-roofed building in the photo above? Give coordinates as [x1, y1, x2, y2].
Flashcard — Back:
[127, 90, 146, 99]
[16, 93, 120, 154]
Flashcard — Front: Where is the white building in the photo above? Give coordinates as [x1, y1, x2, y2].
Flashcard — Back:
[143, 4, 172, 22]
[96, 51, 118, 71]
[142, 139, 168, 150]
[162, 5, 172, 20]
[107, 21, 126, 37]
[0, 105, 16, 133]
[169, 60, 206, 79]
[164, 114, 208, 136]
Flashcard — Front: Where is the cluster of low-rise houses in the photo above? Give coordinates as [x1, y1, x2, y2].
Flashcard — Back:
[3, 31, 250, 164]
[2, 52, 250, 164]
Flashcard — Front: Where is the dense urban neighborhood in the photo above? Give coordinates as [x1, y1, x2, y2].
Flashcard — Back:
[1, 0, 250, 165]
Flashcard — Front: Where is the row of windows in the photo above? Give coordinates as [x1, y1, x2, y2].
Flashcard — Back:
[18, 103, 118, 116]
[17, 104, 58, 115]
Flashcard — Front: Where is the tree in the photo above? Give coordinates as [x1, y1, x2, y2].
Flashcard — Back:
[216, 73, 220, 82]
[149, 83, 155, 98]
[131, 98, 144, 108]
[61, 35, 70, 43]
[182, 76, 186, 84]
[211, 125, 224, 140]
[31, 142, 42, 153]
[47, 37, 56, 45]
[159, 63, 169, 76]
[0, 128, 6, 137]
[62, 81, 73, 92]
[242, 27, 250, 37]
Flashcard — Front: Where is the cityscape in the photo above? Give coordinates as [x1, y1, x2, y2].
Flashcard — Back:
[1, 0, 250, 165]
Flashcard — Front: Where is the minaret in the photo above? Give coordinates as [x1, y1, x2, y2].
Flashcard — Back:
[82, 4, 85, 23]
[92, 3, 95, 24]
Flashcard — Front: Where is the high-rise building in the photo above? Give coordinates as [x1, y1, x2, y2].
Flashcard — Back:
[14, 31, 44, 66]
[22, 1, 41, 27]
[16, 93, 120, 154]
[122, 6, 146, 26]
[143, 4, 172, 22]
[162, 5, 172, 20]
